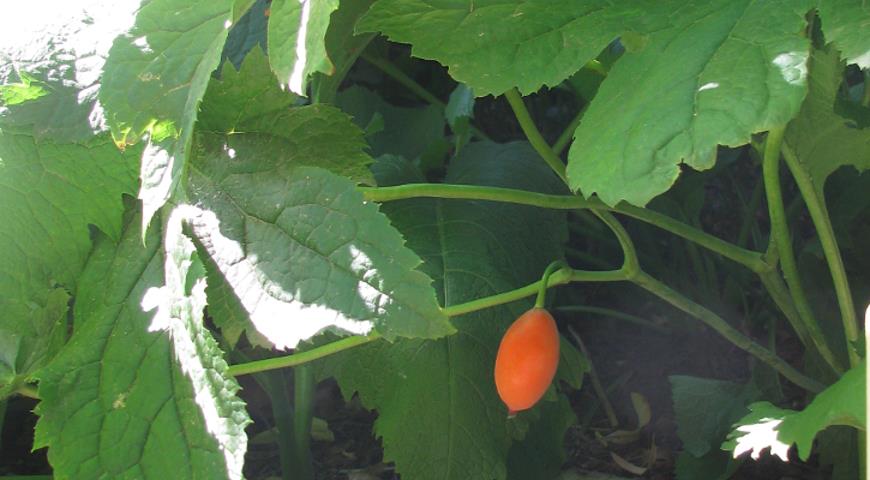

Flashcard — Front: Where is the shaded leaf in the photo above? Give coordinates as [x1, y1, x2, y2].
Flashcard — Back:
[357, 0, 674, 96]
[817, 0, 870, 68]
[322, 142, 569, 480]
[568, 0, 812, 206]
[0, 133, 138, 395]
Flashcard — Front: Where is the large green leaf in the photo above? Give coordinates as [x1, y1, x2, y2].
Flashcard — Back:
[568, 0, 812, 206]
[322, 142, 572, 480]
[817, 0, 870, 68]
[0, 133, 138, 396]
[724, 361, 865, 462]
[357, 0, 675, 96]
[267, 0, 340, 96]
[100, 0, 233, 228]
[185, 127, 451, 348]
[34, 213, 249, 479]
[784, 45, 870, 192]
[0, 0, 140, 141]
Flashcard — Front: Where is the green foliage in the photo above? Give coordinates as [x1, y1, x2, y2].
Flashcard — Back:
[34, 214, 250, 479]
[0, 134, 139, 397]
[321, 145, 575, 480]
[1, 1, 869, 478]
[724, 362, 866, 461]
[569, 0, 812, 206]
[267, 0, 339, 96]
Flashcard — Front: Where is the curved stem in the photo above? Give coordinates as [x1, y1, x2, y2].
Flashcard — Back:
[536, 261, 570, 308]
[763, 128, 843, 374]
[504, 88, 567, 183]
[593, 211, 640, 277]
[632, 270, 824, 393]
[361, 183, 768, 272]
[782, 143, 860, 367]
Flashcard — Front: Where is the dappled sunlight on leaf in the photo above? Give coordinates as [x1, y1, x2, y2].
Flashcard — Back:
[142, 205, 248, 480]
[730, 418, 790, 461]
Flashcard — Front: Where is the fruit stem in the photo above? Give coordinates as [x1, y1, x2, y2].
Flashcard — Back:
[536, 260, 569, 308]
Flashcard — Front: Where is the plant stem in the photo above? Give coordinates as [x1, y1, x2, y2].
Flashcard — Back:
[441, 268, 627, 317]
[782, 144, 860, 367]
[567, 326, 619, 428]
[556, 305, 670, 334]
[261, 372, 296, 480]
[361, 184, 768, 272]
[229, 267, 627, 376]
[536, 261, 570, 308]
[504, 88, 568, 183]
[227, 333, 382, 377]
[359, 51, 489, 140]
[632, 270, 824, 393]
[293, 366, 315, 480]
[592, 210, 640, 276]
[763, 127, 843, 374]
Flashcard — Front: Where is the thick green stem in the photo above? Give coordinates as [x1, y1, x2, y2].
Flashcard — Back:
[759, 270, 812, 348]
[504, 88, 568, 183]
[632, 271, 824, 393]
[293, 366, 315, 480]
[782, 144, 860, 367]
[361, 184, 768, 272]
[15, 384, 39, 400]
[763, 127, 843, 374]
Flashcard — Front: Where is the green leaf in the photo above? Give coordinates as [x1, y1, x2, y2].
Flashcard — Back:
[0, 0, 141, 141]
[817, 0, 870, 68]
[670, 376, 757, 458]
[0, 133, 139, 395]
[222, 0, 270, 68]
[100, 0, 233, 228]
[34, 212, 249, 479]
[784, 45, 870, 192]
[310, 0, 378, 104]
[186, 126, 451, 348]
[267, 0, 340, 96]
[724, 361, 866, 461]
[200, 52, 374, 185]
[201, 48, 299, 133]
[337, 85, 445, 161]
[357, 0, 675, 96]
[507, 395, 576, 480]
[322, 142, 569, 480]
[567, 0, 812, 206]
